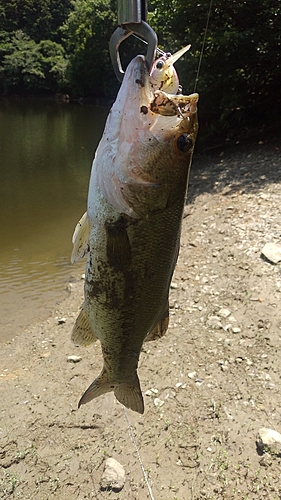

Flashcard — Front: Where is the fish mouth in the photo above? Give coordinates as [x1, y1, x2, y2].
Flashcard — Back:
[122, 55, 198, 120]
[150, 90, 198, 116]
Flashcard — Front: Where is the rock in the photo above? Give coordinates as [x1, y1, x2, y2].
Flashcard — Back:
[259, 453, 273, 467]
[58, 317, 66, 324]
[261, 243, 281, 264]
[170, 282, 178, 289]
[154, 397, 164, 407]
[67, 355, 82, 363]
[207, 316, 223, 329]
[256, 428, 281, 455]
[232, 327, 241, 334]
[218, 308, 231, 318]
[100, 458, 125, 492]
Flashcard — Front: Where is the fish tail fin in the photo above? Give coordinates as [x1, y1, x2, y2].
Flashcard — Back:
[78, 369, 144, 414]
[114, 375, 144, 415]
[78, 368, 112, 408]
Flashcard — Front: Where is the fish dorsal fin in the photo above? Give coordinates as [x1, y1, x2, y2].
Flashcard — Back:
[71, 304, 97, 346]
[71, 211, 90, 264]
[145, 301, 169, 342]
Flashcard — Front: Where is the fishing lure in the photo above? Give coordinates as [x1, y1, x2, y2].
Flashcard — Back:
[149, 44, 191, 94]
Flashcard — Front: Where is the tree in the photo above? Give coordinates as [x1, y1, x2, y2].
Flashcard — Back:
[0, 0, 72, 43]
[0, 30, 68, 93]
[62, 0, 118, 97]
[148, 0, 281, 139]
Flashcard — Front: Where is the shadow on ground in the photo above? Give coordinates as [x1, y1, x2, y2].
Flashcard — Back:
[187, 133, 281, 206]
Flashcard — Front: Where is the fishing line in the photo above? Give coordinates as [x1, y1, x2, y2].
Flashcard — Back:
[131, 32, 167, 57]
[193, 0, 213, 92]
[122, 406, 155, 500]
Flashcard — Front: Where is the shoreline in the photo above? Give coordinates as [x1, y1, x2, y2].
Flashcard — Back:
[1, 137, 281, 498]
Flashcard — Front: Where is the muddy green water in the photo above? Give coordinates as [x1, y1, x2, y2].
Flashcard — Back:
[0, 98, 108, 343]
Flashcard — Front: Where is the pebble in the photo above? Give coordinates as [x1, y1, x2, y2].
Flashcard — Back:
[154, 398, 164, 407]
[218, 308, 231, 318]
[207, 316, 223, 329]
[67, 355, 82, 363]
[235, 357, 243, 364]
[232, 327, 241, 334]
[256, 428, 281, 456]
[261, 242, 281, 264]
[100, 458, 125, 492]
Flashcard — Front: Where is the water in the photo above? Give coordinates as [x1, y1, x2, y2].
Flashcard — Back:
[0, 98, 109, 343]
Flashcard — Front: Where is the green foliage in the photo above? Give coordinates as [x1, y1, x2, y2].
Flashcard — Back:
[0, 0, 72, 42]
[61, 0, 118, 97]
[0, 31, 68, 93]
[148, 0, 281, 140]
[0, 0, 280, 139]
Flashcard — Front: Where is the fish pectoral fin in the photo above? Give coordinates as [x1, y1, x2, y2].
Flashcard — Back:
[105, 217, 132, 272]
[145, 301, 169, 342]
[71, 304, 97, 346]
[114, 376, 144, 415]
[78, 368, 112, 407]
[71, 211, 90, 263]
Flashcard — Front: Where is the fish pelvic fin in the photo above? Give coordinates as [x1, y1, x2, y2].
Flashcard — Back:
[114, 375, 144, 415]
[71, 304, 97, 346]
[145, 301, 169, 342]
[78, 369, 144, 414]
[71, 211, 90, 263]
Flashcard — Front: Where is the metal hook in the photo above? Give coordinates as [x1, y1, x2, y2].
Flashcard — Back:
[109, 21, 157, 82]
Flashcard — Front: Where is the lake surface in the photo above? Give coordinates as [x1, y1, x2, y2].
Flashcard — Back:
[0, 98, 109, 343]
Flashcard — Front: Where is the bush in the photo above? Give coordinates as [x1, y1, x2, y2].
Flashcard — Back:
[0, 31, 68, 94]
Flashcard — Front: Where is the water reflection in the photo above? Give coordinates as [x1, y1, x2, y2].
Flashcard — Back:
[0, 98, 108, 342]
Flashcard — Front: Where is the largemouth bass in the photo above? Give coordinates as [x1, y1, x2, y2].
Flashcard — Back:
[71, 54, 198, 414]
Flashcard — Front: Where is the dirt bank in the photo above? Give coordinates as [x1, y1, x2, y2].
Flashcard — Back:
[1, 135, 281, 499]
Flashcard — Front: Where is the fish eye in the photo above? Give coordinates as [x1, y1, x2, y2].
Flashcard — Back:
[156, 60, 164, 70]
[177, 134, 193, 152]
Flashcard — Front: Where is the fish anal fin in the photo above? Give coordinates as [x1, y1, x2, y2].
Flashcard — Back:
[78, 368, 112, 408]
[145, 301, 169, 342]
[71, 304, 97, 347]
[71, 211, 90, 264]
[114, 376, 144, 414]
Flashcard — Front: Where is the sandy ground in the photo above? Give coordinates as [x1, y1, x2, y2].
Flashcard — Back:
[1, 134, 281, 499]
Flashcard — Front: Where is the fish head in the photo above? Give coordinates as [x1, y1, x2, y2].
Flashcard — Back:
[93, 55, 198, 218]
